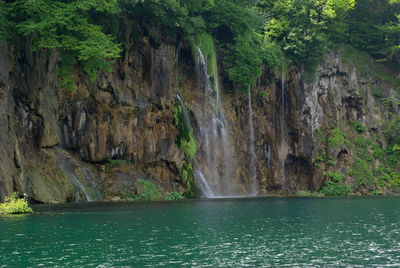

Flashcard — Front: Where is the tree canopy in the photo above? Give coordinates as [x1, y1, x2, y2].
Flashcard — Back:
[0, 0, 398, 87]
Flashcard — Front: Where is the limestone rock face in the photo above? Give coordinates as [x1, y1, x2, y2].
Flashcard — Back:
[0, 37, 186, 202]
[228, 51, 399, 195]
[0, 34, 398, 203]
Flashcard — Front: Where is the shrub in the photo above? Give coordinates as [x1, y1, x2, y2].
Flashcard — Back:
[165, 192, 185, 201]
[0, 193, 33, 215]
[349, 158, 374, 185]
[350, 121, 366, 133]
[327, 128, 346, 147]
[297, 190, 324, 197]
[354, 137, 372, 149]
[321, 172, 352, 196]
[106, 159, 130, 167]
[137, 179, 160, 201]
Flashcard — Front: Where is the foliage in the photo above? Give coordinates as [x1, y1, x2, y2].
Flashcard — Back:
[0, 193, 33, 215]
[327, 128, 347, 147]
[180, 162, 197, 197]
[205, 0, 263, 90]
[0, 1, 10, 40]
[258, 89, 270, 101]
[196, 33, 218, 91]
[5, 0, 121, 80]
[173, 98, 197, 196]
[346, 0, 400, 63]
[385, 116, 400, 146]
[121, 0, 212, 41]
[106, 159, 130, 167]
[223, 34, 262, 90]
[173, 101, 197, 160]
[58, 52, 77, 91]
[321, 172, 351, 196]
[350, 121, 366, 133]
[341, 45, 400, 87]
[349, 158, 374, 186]
[165, 192, 185, 201]
[257, 0, 355, 66]
[297, 190, 324, 197]
[354, 137, 372, 150]
[136, 179, 161, 201]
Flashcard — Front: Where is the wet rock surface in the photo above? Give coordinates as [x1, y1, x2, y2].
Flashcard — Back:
[0, 36, 398, 203]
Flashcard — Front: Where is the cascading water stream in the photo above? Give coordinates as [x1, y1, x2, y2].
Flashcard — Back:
[55, 151, 102, 201]
[281, 61, 286, 136]
[248, 87, 258, 196]
[176, 94, 215, 197]
[194, 45, 239, 198]
[176, 94, 191, 132]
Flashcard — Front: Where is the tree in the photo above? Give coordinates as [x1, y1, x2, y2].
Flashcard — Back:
[6, 0, 122, 79]
[0, 1, 9, 40]
[346, 0, 400, 62]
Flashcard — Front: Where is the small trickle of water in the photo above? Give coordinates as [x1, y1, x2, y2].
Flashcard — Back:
[248, 87, 258, 196]
[196, 46, 212, 92]
[56, 151, 101, 202]
[176, 94, 192, 132]
[281, 62, 286, 136]
[264, 144, 271, 168]
[194, 170, 214, 198]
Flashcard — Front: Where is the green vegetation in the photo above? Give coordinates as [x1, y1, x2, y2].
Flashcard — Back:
[5, 0, 121, 82]
[341, 45, 400, 87]
[349, 158, 374, 186]
[106, 159, 130, 168]
[297, 190, 324, 197]
[327, 128, 347, 147]
[196, 33, 219, 91]
[1, 0, 396, 90]
[116, 181, 185, 202]
[118, 180, 160, 202]
[173, 98, 197, 196]
[350, 121, 366, 133]
[173, 102, 197, 161]
[321, 172, 352, 197]
[316, 114, 400, 196]
[136, 179, 160, 201]
[165, 192, 185, 201]
[0, 193, 33, 215]
[1, 0, 399, 198]
[1, 0, 398, 89]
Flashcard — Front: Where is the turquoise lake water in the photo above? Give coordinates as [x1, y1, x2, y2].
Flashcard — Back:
[1, 197, 400, 267]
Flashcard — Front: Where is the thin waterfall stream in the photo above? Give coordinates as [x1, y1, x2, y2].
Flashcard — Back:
[281, 61, 286, 136]
[194, 45, 240, 198]
[248, 87, 258, 196]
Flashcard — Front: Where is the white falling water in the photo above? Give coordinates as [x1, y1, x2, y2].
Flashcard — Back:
[176, 94, 192, 132]
[248, 87, 258, 196]
[55, 151, 102, 201]
[194, 46, 240, 198]
[281, 61, 286, 136]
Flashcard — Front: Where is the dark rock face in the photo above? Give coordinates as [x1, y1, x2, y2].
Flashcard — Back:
[0, 35, 398, 203]
[0, 37, 185, 202]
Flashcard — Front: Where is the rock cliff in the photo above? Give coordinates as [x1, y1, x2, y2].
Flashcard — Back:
[0, 35, 398, 202]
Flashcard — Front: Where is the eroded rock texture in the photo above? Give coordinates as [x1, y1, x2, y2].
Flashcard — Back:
[0, 35, 398, 203]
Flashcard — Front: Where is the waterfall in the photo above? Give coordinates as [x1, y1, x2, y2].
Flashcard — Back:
[248, 87, 258, 196]
[196, 47, 212, 93]
[56, 150, 102, 201]
[194, 45, 240, 198]
[176, 94, 192, 132]
[281, 61, 286, 136]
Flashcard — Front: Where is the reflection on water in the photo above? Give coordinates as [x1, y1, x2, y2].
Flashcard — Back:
[1, 197, 400, 267]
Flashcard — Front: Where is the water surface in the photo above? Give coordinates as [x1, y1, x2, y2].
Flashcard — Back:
[1, 197, 400, 267]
